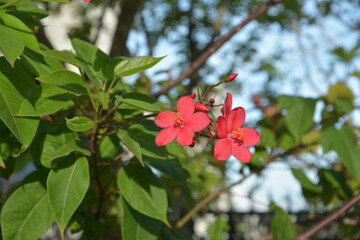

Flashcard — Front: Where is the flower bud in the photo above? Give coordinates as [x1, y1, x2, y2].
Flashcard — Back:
[195, 103, 210, 112]
[210, 129, 217, 138]
[225, 73, 238, 82]
[189, 141, 195, 147]
[191, 93, 196, 99]
[209, 98, 215, 104]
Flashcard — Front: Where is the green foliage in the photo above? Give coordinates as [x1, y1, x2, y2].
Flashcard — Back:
[117, 163, 169, 225]
[0, 0, 359, 239]
[321, 126, 360, 181]
[0, 181, 55, 240]
[121, 197, 163, 240]
[207, 217, 230, 240]
[271, 207, 297, 240]
[66, 117, 93, 132]
[278, 96, 317, 141]
[47, 156, 90, 236]
[114, 56, 165, 77]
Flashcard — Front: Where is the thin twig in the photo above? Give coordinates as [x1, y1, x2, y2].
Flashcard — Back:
[292, 192, 360, 240]
[152, 0, 284, 98]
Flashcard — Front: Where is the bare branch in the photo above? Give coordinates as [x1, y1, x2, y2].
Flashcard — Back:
[292, 192, 360, 240]
[152, 0, 284, 98]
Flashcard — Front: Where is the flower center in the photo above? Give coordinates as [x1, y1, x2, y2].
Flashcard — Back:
[229, 128, 244, 145]
[171, 112, 184, 128]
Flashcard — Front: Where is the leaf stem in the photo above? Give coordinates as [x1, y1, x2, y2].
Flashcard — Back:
[292, 192, 360, 240]
[98, 101, 123, 123]
[0, 0, 20, 9]
[101, 113, 158, 125]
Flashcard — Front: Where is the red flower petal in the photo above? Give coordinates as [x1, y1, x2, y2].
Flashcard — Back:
[177, 96, 195, 119]
[215, 116, 228, 139]
[155, 111, 174, 128]
[155, 127, 179, 146]
[176, 126, 194, 145]
[185, 112, 210, 132]
[231, 144, 252, 163]
[221, 92, 232, 119]
[214, 138, 232, 160]
[242, 127, 261, 147]
[227, 107, 245, 132]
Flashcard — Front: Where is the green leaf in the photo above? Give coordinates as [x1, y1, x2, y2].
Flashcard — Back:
[291, 168, 320, 193]
[271, 209, 296, 240]
[114, 56, 164, 77]
[322, 169, 353, 200]
[47, 156, 90, 236]
[43, 50, 80, 67]
[278, 96, 316, 140]
[260, 127, 276, 148]
[92, 48, 125, 82]
[321, 126, 360, 181]
[16, 83, 74, 116]
[116, 128, 143, 166]
[118, 92, 162, 112]
[117, 163, 169, 225]
[71, 38, 103, 89]
[66, 117, 93, 132]
[207, 217, 230, 240]
[37, 70, 87, 96]
[40, 128, 91, 168]
[326, 82, 354, 104]
[0, 12, 39, 51]
[144, 156, 186, 182]
[121, 197, 163, 240]
[0, 181, 55, 240]
[127, 123, 169, 159]
[0, 24, 25, 66]
[97, 92, 109, 109]
[0, 58, 39, 148]
[21, 47, 65, 76]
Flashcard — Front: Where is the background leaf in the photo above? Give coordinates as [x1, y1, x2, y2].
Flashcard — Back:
[271, 208, 297, 240]
[321, 126, 360, 181]
[207, 217, 230, 240]
[278, 96, 317, 140]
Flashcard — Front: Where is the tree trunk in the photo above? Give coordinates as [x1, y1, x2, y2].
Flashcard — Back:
[109, 0, 142, 57]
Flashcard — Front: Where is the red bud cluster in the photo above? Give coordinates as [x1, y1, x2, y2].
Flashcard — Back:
[225, 73, 238, 82]
[195, 103, 210, 112]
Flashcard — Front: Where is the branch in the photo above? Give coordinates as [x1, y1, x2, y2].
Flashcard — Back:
[175, 140, 307, 229]
[152, 0, 284, 98]
[292, 192, 360, 240]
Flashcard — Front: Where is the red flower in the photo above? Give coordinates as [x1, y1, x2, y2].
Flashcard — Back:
[214, 93, 260, 162]
[155, 96, 211, 146]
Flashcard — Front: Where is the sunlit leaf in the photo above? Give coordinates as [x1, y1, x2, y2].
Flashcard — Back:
[114, 56, 164, 77]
